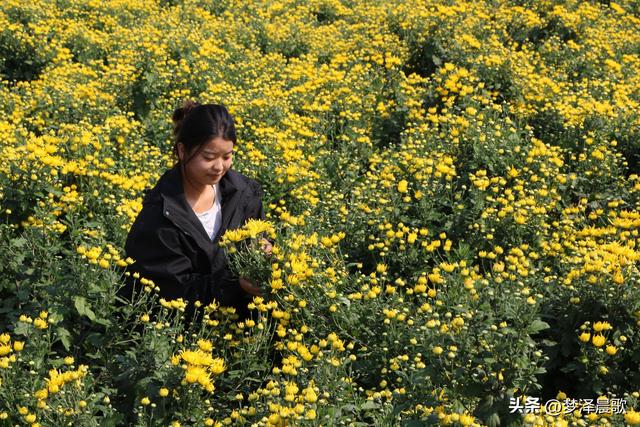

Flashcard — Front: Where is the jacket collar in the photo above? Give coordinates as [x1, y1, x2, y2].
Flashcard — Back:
[153, 164, 245, 254]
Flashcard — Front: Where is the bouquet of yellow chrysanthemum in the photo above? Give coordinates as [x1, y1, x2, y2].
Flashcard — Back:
[219, 219, 277, 292]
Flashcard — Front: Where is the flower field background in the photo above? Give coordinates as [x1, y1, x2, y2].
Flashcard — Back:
[1, 0, 640, 425]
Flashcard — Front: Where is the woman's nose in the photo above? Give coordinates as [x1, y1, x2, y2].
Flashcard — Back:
[211, 158, 223, 171]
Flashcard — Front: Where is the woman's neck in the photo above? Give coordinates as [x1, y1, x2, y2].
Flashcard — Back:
[181, 172, 215, 213]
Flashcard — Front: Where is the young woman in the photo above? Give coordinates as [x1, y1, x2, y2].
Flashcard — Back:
[123, 101, 269, 316]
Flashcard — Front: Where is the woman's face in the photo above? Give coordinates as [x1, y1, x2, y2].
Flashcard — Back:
[178, 137, 234, 187]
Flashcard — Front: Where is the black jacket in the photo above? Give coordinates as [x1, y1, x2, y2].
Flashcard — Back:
[122, 165, 265, 312]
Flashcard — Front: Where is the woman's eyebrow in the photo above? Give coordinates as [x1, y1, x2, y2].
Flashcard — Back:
[203, 149, 234, 155]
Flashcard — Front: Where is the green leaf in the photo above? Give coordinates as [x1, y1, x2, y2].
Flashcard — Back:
[360, 400, 379, 410]
[463, 382, 488, 398]
[48, 311, 64, 324]
[46, 186, 64, 197]
[74, 296, 96, 321]
[528, 320, 550, 334]
[487, 412, 501, 427]
[226, 370, 242, 379]
[12, 237, 27, 248]
[13, 321, 31, 336]
[0, 297, 17, 313]
[56, 327, 72, 351]
[97, 414, 124, 427]
[340, 404, 356, 413]
[94, 317, 112, 327]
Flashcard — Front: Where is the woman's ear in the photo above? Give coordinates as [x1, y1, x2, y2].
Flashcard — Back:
[177, 143, 185, 162]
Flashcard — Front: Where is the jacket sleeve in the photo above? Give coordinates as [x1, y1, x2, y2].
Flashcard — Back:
[124, 209, 231, 307]
[244, 181, 266, 221]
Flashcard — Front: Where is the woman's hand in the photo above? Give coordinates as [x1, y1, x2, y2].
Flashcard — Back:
[239, 277, 263, 296]
[260, 238, 273, 256]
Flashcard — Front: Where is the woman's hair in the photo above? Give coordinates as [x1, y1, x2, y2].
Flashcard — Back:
[171, 100, 237, 164]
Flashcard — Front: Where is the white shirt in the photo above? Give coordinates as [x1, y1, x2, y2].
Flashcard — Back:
[195, 184, 222, 240]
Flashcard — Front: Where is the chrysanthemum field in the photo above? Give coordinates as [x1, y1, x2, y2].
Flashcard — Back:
[1, 0, 640, 425]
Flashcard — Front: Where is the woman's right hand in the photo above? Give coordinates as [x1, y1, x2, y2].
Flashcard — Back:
[260, 238, 273, 256]
[239, 277, 263, 296]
